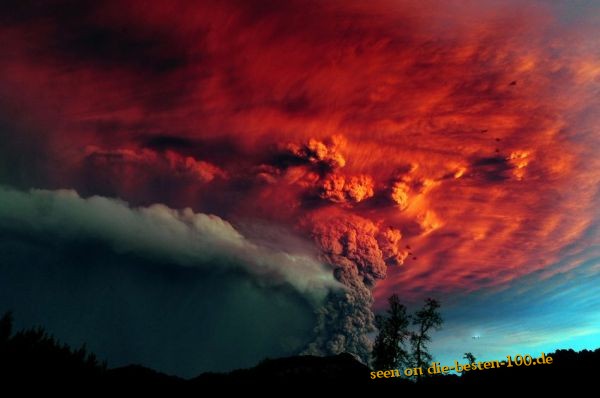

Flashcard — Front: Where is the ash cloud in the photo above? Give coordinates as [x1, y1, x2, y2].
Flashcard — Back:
[275, 137, 346, 172]
[0, 185, 341, 302]
[319, 174, 375, 204]
[266, 138, 376, 206]
[0, 0, 599, 372]
[301, 213, 408, 362]
[0, 184, 350, 375]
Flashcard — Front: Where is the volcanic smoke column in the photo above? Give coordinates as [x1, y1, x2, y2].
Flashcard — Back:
[302, 214, 408, 363]
[265, 138, 409, 363]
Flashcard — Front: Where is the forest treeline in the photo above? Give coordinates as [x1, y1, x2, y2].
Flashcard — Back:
[1, 310, 597, 387]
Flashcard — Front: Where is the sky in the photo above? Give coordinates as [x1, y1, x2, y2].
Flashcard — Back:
[0, 0, 598, 377]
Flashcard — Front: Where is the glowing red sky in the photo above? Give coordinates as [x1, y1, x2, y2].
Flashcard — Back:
[1, 0, 598, 305]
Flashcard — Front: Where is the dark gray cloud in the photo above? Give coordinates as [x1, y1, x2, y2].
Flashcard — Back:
[0, 185, 341, 376]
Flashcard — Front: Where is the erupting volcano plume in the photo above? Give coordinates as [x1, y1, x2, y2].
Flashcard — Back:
[0, 0, 598, 370]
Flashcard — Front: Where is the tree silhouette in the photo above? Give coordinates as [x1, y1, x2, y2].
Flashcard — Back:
[372, 294, 411, 370]
[410, 298, 443, 372]
[0, 311, 12, 344]
[372, 296, 443, 375]
[463, 352, 476, 364]
[0, 310, 106, 384]
[2, 310, 600, 387]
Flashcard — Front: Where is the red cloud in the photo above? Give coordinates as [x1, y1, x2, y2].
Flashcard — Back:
[0, 0, 598, 310]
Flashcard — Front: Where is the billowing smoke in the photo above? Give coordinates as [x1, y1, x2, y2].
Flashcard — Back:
[390, 181, 410, 210]
[283, 138, 375, 205]
[301, 213, 408, 362]
[260, 138, 414, 362]
[0, 184, 407, 365]
[319, 174, 375, 204]
[0, 0, 598, 377]
[0, 185, 341, 303]
[285, 137, 346, 171]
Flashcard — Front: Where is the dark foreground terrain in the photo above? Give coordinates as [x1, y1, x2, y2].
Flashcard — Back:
[1, 312, 598, 389]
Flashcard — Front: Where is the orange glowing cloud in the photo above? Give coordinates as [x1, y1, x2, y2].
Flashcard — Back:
[0, 0, 598, 306]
